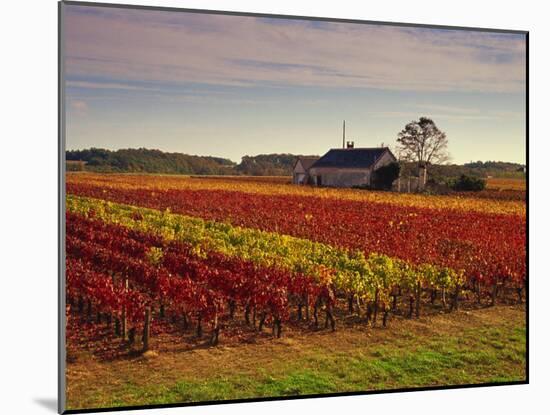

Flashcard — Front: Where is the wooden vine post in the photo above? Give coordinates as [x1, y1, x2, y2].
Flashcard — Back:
[86, 299, 92, 321]
[415, 281, 421, 318]
[430, 288, 437, 305]
[258, 312, 267, 331]
[348, 294, 354, 314]
[491, 279, 498, 306]
[313, 301, 319, 328]
[475, 280, 482, 304]
[408, 294, 414, 318]
[325, 305, 336, 332]
[115, 317, 121, 336]
[210, 310, 220, 346]
[111, 274, 120, 336]
[451, 284, 460, 311]
[392, 292, 398, 311]
[273, 316, 282, 338]
[366, 302, 373, 324]
[182, 312, 189, 331]
[382, 306, 389, 327]
[142, 306, 151, 353]
[128, 328, 136, 345]
[355, 297, 362, 317]
[228, 300, 236, 319]
[196, 313, 203, 338]
[516, 286, 523, 303]
[297, 302, 303, 321]
[244, 303, 251, 325]
[372, 289, 380, 325]
[121, 276, 128, 340]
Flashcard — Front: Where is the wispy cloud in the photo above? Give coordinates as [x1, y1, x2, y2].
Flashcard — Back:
[369, 108, 524, 121]
[66, 80, 160, 91]
[64, 5, 526, 94]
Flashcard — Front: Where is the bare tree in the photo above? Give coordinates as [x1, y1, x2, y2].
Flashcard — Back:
[396, 117, 450, 185]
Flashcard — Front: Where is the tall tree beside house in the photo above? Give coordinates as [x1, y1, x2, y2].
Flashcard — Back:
[396, 117, 450, 186]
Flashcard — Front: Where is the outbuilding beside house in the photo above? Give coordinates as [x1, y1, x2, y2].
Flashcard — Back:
[292, 157, 319, 184]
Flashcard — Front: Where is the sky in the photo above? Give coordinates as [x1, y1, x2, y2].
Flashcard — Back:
[63, 4, 527, 164]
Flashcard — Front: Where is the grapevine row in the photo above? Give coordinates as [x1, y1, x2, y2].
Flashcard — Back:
[67, 172, 525, 215]
[67, 182, 525, 286]
[66, 200, 524, 352]
[67, 212, 330, 344]
[67, 195, 499, 310]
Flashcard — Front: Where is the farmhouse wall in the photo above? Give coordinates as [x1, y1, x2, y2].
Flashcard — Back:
[308, 167, 372, 187]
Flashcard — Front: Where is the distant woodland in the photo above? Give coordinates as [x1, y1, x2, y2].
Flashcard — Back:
[66, 147, 526, 179]
[66, 148, 236, 175]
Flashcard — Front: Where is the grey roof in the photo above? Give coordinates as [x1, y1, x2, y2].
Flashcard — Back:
[311, 147, 393, 169]
[296, 157, 319, 171]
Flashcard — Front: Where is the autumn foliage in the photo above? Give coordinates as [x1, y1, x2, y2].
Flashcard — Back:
[65, 173, 526, 351]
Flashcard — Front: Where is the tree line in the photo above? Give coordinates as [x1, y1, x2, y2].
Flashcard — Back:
[66, 146, 524, 179]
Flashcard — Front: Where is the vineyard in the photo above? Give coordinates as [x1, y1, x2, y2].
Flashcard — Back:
[65, 173, 527, 356]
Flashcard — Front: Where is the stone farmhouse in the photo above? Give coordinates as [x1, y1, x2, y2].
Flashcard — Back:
[293, 146, 397, 188]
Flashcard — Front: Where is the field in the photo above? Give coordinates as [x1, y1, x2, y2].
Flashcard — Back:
[460, 178, 527, 201]
[487, 178, 527, 191]
[65, 173, 527, 410]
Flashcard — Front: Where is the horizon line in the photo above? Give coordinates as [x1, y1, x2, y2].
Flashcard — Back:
[64, 146, 526, 166]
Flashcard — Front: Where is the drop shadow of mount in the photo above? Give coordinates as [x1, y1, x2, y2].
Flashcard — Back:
[34, 398, 57, 413]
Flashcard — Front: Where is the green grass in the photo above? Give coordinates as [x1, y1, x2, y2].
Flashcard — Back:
[66, 307, 526, 410]
[86, 327, 525, 408]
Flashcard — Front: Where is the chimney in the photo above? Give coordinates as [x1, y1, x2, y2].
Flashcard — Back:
[346, 141, 354, 149]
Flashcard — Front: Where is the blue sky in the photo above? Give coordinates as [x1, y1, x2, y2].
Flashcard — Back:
[63, 4, 526, 164]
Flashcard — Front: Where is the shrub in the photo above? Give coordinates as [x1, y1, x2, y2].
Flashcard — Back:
[450, 174, 486, 191]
